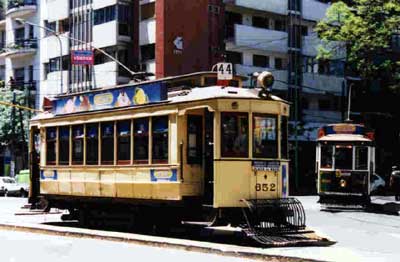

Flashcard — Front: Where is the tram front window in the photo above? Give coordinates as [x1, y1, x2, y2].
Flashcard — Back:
[101, 122, 114, 165]
[355, 146, 368, 170]
[335, 146, 352, 170]
[253, 115, 277, 158]
[152, 116, 169, 163]
[221, 113, 249, 158]
[321, 145, 333, 169]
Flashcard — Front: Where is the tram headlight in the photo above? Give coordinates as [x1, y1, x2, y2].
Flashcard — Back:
[255, 71, 274, 99]
[340, 179, 347, 188]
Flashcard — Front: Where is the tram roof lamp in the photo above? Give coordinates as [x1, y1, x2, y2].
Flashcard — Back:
[256, 71, 274, 99]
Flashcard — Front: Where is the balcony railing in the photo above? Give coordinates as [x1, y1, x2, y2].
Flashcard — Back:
[7, 0, 37, 10]
[1, 38, 37, 57]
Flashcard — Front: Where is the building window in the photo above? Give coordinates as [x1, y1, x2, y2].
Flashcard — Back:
[274, 20, 286, 32]
[288, 0, 301, 12]
[208, 4, 220, 15]
[14, 68, 25, 83]
[187, 115, 203, 164]
[303, 56, 315, 73]
[253, 115, 278, 158]
[59, 18, 70, 34]
[226, 51, 242, 65]
[275, 58, 285, 70]
[72, 125, 84, 165]
[301, 26, 308, 36]
[225, 11, 242, 38]
[44, 21, 56, 36]
[119, 4, 132, 36]
[86, 124, 98, 165]
[117, 120, 131, 164]
[319, 99, 332, 111]
[94, 5, 116, 25]
[152, 116, 169, 163]
[140, 2, 155, 21]
[59, 126, 70, 165]
[134, 118, 149, 164]
[253, 55, 269, 68]
[252, 16, 269, 29]
[140, 44, 155, 61]
[221, 113, 249, 158]
[101, 122, 114, 165]
[46, 128, 57, 165]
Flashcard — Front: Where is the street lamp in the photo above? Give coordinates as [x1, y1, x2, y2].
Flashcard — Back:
[14, 18, 147, 94]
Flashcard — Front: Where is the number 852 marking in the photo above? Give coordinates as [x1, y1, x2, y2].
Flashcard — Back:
[255, 183, 276, 192]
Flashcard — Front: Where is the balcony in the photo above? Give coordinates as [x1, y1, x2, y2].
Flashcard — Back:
[234, 64, 288, 90]
[303, 73, 344, 95]
[139, 18, 156, 46]
[226, 24, 288, 54]
[224, 0, 287, 15]
[6, 0, 37, 18]
[1, 38, 37, 58]
[302, 0, 330, 21]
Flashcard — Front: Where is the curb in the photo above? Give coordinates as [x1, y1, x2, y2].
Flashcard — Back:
[0, 222, 323, 262]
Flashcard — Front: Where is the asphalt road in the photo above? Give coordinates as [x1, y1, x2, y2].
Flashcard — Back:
[0, 196, 399, 262]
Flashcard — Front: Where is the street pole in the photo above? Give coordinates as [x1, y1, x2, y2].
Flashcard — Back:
[346, 83, 353, 122]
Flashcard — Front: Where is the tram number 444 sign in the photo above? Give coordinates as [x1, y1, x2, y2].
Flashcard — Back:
[217, 63, 233, 80]
[255, 183, 276, 192]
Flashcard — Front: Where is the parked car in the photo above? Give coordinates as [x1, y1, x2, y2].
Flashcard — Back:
[390, 166, 400, 201]
[370, 173, 386, 195]
[0, 177, 21, 196]
[15, 169, 30, 197]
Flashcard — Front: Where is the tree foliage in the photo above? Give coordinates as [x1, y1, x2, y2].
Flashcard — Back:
[0, 89, 30, 146]
[316, 0, 400, 90]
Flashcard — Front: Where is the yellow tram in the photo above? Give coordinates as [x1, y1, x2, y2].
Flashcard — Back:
[29, 71, 306, 244]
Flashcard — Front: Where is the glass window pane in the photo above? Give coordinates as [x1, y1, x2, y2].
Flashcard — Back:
[86, 124, 98, 165]
[46, 127, 57, 165]
[187, 115, 203, 164]
[101, 122, 114, 165]
[281, 116, 288, 159]
[134, 118, 149, 163]
[321, 145, 333, 168]
[59, 126, 70, 165]
[253, 115, 277, 158]
[335, 146, 352, 170]
[152, 116, 169, 163]
[221, 113, 248, 157]
[355, 147, 368, 170]
[117, 120, 131, 164]
[72, 125, 84, 165]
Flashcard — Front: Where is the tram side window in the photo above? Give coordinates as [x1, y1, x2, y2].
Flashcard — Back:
[101, 122, 115, 165]
[59, 127, 70, 165]
[221, 113, 248, 158]
[253, 115, 277, 158]
[117, 120, 131, 164]
[152, 116, 169, 163]
[86, 124, 99, 165]
[187, 115, 203, 164]
[355, 146, 368, 170]
[335, 145, 352, 170]
[46, 128, 57, 165]
[281, 116, 288, 159]
[72, 125, 84, 165]
[134, 118, 149, 164]
[321, 145, 333, 169]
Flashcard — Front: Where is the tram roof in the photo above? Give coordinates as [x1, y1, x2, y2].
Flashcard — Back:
[317, 134, 373, 142]
[31, 85, 288, 122]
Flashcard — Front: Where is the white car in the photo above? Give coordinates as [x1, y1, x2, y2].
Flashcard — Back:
[370, 174, 386, 195]
[0, 177, 22, 196]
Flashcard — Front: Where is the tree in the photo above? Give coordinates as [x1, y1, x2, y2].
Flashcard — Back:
[316, 0, 400, 91]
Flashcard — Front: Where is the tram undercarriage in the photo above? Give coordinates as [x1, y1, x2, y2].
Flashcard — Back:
[41, 195, 330, 247]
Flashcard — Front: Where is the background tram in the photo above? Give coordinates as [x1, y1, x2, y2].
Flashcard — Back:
[28, 71, 309, 245]
[316, 123, 376, 206]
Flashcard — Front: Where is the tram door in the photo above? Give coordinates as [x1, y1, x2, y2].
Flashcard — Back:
[29, 127, 40, 204]
[204, 110, 214, 205]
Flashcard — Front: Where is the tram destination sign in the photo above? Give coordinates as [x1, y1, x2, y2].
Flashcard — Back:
[252, 161, 280, 171]
[53, 82, 167, 115]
